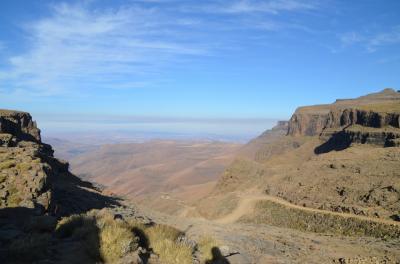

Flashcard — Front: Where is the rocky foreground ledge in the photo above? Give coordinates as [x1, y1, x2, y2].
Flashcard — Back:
[0, 109, 121, 215]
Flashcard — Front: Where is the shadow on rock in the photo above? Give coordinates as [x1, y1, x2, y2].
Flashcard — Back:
[0, 206, 104, 264]
[50, 171, 122, 217]
[47, 157, 122, 217]
[206, 247, 231, 264]
[314, 130, 352, 154]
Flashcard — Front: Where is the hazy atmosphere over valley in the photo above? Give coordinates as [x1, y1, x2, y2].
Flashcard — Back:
[0, 1, 400, 264]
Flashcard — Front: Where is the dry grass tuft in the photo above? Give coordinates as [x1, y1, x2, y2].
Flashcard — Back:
[146, 224, 182, 242]
[18, 209, 193, 263]
[198, 236, 219, 262]
[16, 162, 33, 171]
[55, 210, 139, 262]
[0, 160, 16, 170]
[151, 238, 193, 264]
[7, 185, 22, 206]
[56, 214, 89, 238]
[137, 223, 193, 264]
[99, 220, 138, 262]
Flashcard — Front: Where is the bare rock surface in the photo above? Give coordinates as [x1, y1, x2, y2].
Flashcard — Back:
[287, 89, 400, 147]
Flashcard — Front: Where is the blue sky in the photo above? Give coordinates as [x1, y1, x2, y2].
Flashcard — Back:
[0, 0, 399, 139]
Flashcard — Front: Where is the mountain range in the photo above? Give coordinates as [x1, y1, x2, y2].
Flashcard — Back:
[1, 88, 399, 263]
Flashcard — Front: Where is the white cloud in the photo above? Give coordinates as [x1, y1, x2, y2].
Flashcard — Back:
[178, 0, 320, 33]
[0, 2, 207, 96]
[367, 26, 400, 52]
[339, 26, 400, 52]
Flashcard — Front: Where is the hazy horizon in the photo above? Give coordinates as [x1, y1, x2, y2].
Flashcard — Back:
[39, 114, 280, 143]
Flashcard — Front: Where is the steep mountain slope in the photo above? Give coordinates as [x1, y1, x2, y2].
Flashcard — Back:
[198, 89, 400, 222]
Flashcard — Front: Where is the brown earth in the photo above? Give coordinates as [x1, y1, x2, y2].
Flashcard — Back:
[53, 140, 241, 214]
[197, 89, 400, 223]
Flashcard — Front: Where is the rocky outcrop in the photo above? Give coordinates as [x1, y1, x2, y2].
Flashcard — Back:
[325, 109, 400, 129]
[287, 108, 330, 136]
[0, 109, 119, 216]
[0, 110, 41, 144]
[288, 108, 400, 137]
[287, 89, 400, 148]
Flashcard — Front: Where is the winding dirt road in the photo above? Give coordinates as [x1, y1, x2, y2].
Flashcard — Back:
[215, 193, 400, 226]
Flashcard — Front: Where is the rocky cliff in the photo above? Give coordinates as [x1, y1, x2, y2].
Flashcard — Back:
[0, 109, 118, 216]
[0, 110, 41, 145]
[287, 89, 400, 148]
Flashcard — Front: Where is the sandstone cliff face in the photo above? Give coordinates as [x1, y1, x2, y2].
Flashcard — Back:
[287, 89, 400, 147]
[288, 108, 400, 136]
[287, 109, 330, 136]
[325, 109, 400, 129]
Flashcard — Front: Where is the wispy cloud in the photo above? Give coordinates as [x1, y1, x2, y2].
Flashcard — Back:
[0, 0, 322, 98]
[180, 0, 318, 15]
[367, 26, 400, 52]
[339, 26, 400, 52]
[339, 32, 363, 46]
[0, 2, 207, 96]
